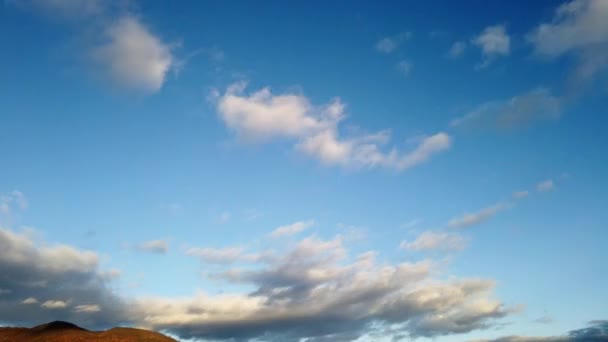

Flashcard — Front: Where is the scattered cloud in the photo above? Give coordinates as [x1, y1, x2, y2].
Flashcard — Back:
[93, 16, 174, 93]
[396, 60, 413, 76]
[218, 211, 231, 223]
[137, 239, 168, 254]
[527, 0, 608, 88]
[533, 315, 554, 324]
[375, 32, 412, 53]
[74, 304, 101, 313]
[214, 83, 451, 171]
[448, 203, 506, 229]
[448, 41, 467, 58]
[270, 219, 315, 238]
[401, 231, 467, 252]
[472, 24, 511, 68]
[137, 235, 511, 341]
[451, 88, 562, 129]
[0, 227, 128, 327]
[41, 300, 68, 309]
[12, 1, 176, 93]
[512, 191, 530, 199]
[472, 320, 608, 341]
[401, 218, 422, 230]
[0, 190, 28, 216]
[537, 180, 555, 192]
[186, 246, 245, 264]
[22, 297, 38, 304]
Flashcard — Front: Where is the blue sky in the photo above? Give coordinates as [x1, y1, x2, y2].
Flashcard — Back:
[1, 0, 607, 341]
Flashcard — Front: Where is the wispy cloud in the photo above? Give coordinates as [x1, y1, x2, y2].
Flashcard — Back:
[451, 88, 562, 130]
[448, 203, 507, 229]
[401, 231, 467, 252]
[448, 41, 466, 58]
[527, 0, 608, 91]
[537, 179, 555, 192]
[270, 219, 315, 238]
[137, 239, 169, 254]
[375, 32, 412, 53]
[472, 24, 510, 68]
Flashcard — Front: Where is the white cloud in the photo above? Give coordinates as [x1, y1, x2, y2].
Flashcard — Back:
[448, 41, 466, 58]
[512, 190, 530, 199]
[396, 60, 413, 76]
[215, 83, 451, 171]
[401, 231, 467, 252]
[135, 235, 510, 341]
[527, 0, 608, 85]
[93, 16, 174, 93]
[218, 211, 231, 223]
[537, 180, 555, 192]
[137, 239, 168, 254]
[270, 219, 315, 238]
[74, 304, 101, 313]
[375, 32, 412, 53]
[472, 25, 510, 67]
[186, 247, 244, 264]
[22, 297, 38, 304]
[41, 300, 68, 309]
[0, 190, 28, 216]
[448, 203, 506, 229]
[451, 88, 561, 129]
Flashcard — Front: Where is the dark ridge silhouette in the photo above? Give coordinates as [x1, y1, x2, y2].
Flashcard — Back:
[31, 321, 85, 332]
[0, 321, 176, 341]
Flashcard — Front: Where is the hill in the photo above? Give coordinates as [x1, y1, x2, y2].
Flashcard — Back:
[0, 321, 177, 341]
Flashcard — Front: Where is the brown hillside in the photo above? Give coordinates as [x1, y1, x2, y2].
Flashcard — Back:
[0, 321, 177, 342]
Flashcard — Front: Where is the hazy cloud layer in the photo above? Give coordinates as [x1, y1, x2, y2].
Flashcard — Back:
[214, 83, 451, 171]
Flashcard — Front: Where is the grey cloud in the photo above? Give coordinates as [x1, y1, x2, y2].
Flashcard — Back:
[448, 203, 506, 229]
[451, 88, 562, 130]
[136, 235, 511, 341]
[473, 320, 608, 341]
[0, 227, 129, 329]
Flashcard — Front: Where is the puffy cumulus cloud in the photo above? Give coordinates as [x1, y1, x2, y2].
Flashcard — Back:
[527, 0, 608, 86]
[472, 320, 608, 342]
[93, 16, 174, 93]
[375, 32, 412, 53]
[137, 239, 168, 254]
[537, 179, 556, 192]
[270, 219, 315, 238]
[215, 83, 451, 171]
[451, 88, 562, 129]
[41, 300, 67, 309]
[472, 25, 510, 68]
[11, 1, 175, 93]
[448, 203, 506, 229]
[134, 235, 511, 341]
[0, 227, 128, 328]
[401, 231, 467, 252]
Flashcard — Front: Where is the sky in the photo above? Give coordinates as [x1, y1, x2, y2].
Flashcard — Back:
[0, 0, 607, 341]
